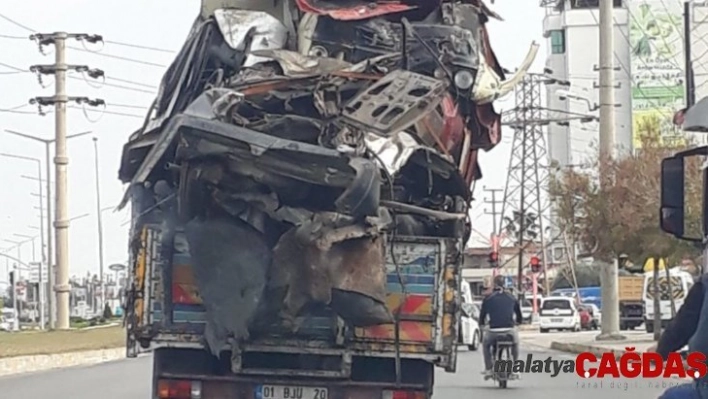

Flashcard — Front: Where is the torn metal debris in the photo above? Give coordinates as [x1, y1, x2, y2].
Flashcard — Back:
[119, 0, 536, 356]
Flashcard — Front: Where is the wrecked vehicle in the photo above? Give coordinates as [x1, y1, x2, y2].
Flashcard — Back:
[118, 1, 537, 398]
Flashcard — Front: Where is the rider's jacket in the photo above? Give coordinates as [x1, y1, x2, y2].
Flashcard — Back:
[689, 273, 708, 398]
[478, 291, 522, 329]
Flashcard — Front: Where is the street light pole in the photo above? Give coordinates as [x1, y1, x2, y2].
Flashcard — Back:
[3, 129, 91, 329]
[92, 137, 106, 312]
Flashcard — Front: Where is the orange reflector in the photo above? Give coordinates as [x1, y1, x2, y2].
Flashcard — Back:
[157, 379, 193, 399]
[382, 390, 427, 399]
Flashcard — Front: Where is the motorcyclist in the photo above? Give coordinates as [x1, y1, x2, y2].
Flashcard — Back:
[648, 271, 708, 399]
[478, 277, 523, 378]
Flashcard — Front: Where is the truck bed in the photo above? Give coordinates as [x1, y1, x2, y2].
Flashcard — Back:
[126, 224, 461, 376]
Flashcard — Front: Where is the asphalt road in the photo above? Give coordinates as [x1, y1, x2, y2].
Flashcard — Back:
[0, 344, 687, 398]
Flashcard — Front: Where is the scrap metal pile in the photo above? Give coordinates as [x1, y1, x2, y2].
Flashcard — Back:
[118, 0, 537, 355]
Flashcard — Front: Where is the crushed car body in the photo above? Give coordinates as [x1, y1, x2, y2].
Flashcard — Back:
[119, 0, 537, 358]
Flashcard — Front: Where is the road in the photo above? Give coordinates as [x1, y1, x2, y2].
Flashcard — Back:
[0, 343, 686, 398]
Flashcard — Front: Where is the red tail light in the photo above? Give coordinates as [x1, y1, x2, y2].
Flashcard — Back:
[157, 379, 202, 399]
[382, 390, 427, 399]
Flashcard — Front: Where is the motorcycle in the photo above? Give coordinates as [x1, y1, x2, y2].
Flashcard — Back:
[484, 327, 519, 388]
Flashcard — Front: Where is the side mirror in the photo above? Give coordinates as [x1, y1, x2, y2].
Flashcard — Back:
[659, 157, 702, 242]
[660, 150, 705, 242]
[660, 156, 686, 238]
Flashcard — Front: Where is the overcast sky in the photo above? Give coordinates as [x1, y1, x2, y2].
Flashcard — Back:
[0, 0, 546, 279]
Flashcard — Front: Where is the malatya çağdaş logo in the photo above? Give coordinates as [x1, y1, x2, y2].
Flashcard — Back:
[493, 348, 708, 378]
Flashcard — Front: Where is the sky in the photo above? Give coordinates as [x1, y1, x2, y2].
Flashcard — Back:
[0, 0, 547, 279]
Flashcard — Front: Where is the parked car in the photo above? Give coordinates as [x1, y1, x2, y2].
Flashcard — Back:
[459, 280, 480, 350]
[460, 303, 481, 351]
[578, 305, 597, 330]
[0, 308, 18, 332]
[520, 299, 533, 323]
[539, 296, 581, 333]
[583, 303, 601, 329]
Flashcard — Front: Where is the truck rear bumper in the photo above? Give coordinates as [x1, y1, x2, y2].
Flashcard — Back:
[157, 373, 430, 399]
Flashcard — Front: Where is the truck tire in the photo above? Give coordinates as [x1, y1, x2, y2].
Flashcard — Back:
[540, 328, 549, 333]
[645, 322, 654, 333]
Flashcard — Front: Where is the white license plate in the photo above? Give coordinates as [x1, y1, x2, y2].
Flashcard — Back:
[256, 385, 328, 399]
[551, 318, 563, 322]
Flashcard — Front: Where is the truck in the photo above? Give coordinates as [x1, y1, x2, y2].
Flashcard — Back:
[643, 269, 694, 333]
[618, 276, 645, 330]
[117, 1, 536, 398]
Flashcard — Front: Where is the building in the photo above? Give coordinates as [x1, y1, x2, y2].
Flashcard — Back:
[542, 0, 633, 166]
[542, 0, 708, 164]
[462, 243, 560, 297]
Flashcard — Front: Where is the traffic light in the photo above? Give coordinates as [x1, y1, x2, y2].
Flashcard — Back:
[530, 256, 541, 273]
[489, 251, 499, 267]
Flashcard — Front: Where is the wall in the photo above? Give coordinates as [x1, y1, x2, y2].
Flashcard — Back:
[543, 3, 633, 166]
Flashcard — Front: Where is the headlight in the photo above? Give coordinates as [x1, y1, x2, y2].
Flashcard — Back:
[454, 70, 474, 90]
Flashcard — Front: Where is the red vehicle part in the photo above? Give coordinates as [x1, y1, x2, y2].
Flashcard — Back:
[579, 309, 592, 328]
[295, 0, 419, 20]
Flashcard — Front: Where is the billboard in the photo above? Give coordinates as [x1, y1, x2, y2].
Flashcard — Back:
[628, 0, 685, 148]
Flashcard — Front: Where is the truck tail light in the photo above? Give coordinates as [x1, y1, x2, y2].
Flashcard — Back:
[157, 379, 202, 399]
[382, 390, 427, 399]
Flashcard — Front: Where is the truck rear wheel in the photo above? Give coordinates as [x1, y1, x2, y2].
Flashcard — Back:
[645, 321, 654, 333]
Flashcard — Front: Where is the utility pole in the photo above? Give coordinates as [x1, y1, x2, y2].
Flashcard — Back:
[500, 73, 594, 299]
[597, 0, 624, 341]
[28, 32, 105, 330]
[684, 1, 696, 109]
[484, 187, 503, 234]
[93, 137, 106, 312]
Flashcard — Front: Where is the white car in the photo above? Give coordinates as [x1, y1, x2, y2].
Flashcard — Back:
[460, 302, 481, 350]
[539, 296, 581, 333]
[458, 280, 480, 350]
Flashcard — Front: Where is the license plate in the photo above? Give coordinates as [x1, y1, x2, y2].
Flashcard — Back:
[551, 318, 563, 322]
[256, 385, 328, 399]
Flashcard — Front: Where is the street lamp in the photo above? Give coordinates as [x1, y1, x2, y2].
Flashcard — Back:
[0, 153, 44, 264]
[4, 129, 92, 329]
[3, 239, 23, 264]
[92, 136, 106, 311]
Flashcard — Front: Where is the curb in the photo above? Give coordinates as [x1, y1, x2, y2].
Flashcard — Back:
[0, 347, 125, 377]
[550, 340, 654, 358]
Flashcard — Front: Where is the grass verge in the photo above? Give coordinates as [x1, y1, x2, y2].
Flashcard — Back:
[0, 326, 124, 359]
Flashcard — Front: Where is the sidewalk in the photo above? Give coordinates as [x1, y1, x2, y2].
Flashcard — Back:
[520, 329, 655, 357]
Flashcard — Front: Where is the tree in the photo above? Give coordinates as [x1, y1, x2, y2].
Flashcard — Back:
[549, 134, 702, 265]
[551, 263, 603, 290]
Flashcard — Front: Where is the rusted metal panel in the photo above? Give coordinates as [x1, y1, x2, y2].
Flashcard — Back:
[355, 322, 432, 342]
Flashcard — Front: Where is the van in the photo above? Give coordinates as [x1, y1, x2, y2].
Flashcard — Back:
[643, 269, 694, 332]
[539, 296, 581, 333]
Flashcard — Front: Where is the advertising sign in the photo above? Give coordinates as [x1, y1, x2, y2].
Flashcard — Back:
[628, 0, 686, 148]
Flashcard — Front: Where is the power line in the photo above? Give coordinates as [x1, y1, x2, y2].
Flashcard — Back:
[68, 105, 143, 119]
[0, 103, 35, 114]
[104, 76, 157, 89]
[0, 60, 158, 93]
[0, 13, 34, 33]
[0, 12, 169, 67]
[67, 45, 167, 68]
[107, 103, 149, 110]
[69, 74, 156, 94]
[102, 39, 174, 54]
[0, 33, 26, 39]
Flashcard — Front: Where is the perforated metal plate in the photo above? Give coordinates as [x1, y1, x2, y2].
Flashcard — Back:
[341, 70, 448, 135]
